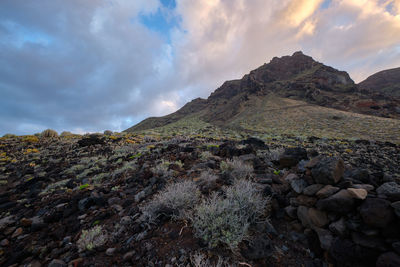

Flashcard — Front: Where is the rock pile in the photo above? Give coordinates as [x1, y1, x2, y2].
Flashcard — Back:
[279, 150, 400, 266]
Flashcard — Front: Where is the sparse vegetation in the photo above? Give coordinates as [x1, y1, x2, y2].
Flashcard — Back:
[77, 225, 108, 252]
[191, 179, 268, 250]
[41, 129, 59, 138]
[141, 180, 200, 222]
[220, 158, 253, 181]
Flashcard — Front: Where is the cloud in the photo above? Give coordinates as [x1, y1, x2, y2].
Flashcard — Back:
[0, 0, 399, 135]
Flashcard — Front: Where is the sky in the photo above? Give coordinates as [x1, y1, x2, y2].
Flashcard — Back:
[0, 0, 400, 135]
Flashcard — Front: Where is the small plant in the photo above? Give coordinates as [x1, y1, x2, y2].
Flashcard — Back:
[151, 159, 171, 176]
[103, 130, 113, 135]
[197, 170, 218, 192]
[60, 131, 73, 137]
[79, 184, 90, 190]
[273, 169, 281, 175]
[77, 225, 108, 252]
[41, 129, 58, 138]
[220, 158, 253, 181]
[2, 133, 16, 138]
[24, 148, 39, 154]
[191, 179, 268, 250]
[23, 135, 39, 143]
[141, 180, 200, 222]
[129, 153, 142, 159]
[200, 151, 213, 161]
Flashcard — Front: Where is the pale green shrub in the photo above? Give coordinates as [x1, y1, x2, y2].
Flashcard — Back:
[77, 225, 108, 252]
[141, 180, 200, 222]
[191, 180, 268, 250]
[220, 157, 253, 181]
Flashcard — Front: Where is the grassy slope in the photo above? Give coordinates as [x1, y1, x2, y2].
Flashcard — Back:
[135, 94, 400, 143]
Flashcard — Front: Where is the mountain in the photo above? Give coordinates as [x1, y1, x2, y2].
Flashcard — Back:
[125, 52, 400, 143]
[359, 67, 400, 97]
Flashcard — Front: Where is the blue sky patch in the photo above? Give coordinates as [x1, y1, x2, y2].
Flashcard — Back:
[321, 0, 332, 9]
[139, 1, 180, 43]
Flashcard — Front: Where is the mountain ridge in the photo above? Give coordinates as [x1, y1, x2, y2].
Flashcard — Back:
[125, 52, 400, 139]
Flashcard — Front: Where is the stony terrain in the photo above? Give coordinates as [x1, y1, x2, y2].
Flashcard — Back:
[1, 132, 400, 267]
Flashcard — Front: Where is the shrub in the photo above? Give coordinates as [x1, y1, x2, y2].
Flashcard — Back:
[2, 133, 16, 138]
[77, 225, 108, 252]
[220, 158, 253, 181]
[141, 180, 200, 222]
[191, 180, 268, 250]
[197, 170, 218, 193]
[151, 159, 171, 176]
[190, 251, 234, 267]
[41, 129, 58, 138]
[103, 130, 113, 135]
[23, 135, 39, 143]
[60, 131, 73, 137]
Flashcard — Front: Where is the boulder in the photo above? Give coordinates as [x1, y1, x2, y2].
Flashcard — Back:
[376, 252, 400, 267]
[297, 206, 311, 228]
[347, 188, 368, 200]
[308, 208, 329, 228]
[314, 227, 333, 250]
[311, 156, 344, 185]
[290, 179, 308, 194]
[279, 147, 308, 168]
[316, 185, 340, 199]
[377, 182, 400, 201]
[329, 218, 347, 237]
[351, 184, 375, 192]
[360, 198, 394, 228]
[316, 190, 355, 213]
[391, 201, 400, 217]
[303, 184, 324, 196]
[48, 259, 67, 267]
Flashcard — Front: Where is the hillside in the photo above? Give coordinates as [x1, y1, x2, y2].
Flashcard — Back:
[359, 67, 400, 97]
[126, 52, 400, 143]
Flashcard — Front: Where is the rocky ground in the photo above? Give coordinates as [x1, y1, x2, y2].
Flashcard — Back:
[0, 133, 399, 267]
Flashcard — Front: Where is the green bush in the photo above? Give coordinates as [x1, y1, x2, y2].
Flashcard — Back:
[77, 225, 108, 252]
[41, 129, 58, 138]
[141, 180, 200, 222]
[191, 179, 268, 250]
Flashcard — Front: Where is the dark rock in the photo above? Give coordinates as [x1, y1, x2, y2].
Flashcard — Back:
[351, 232, 386, 250]
[316, 189, 355, 213]
[78, 197, 97, 211]
[304, 229, 324, 257]
[392, 242, 400, 254]
[290, 179, 308, 194]
[279, 147, 308, 168]
[347, 168, 371, 184]
[316, 185, 340, 198]
[391, 201, 400, 217]
[241, 236, 272, 260]
[377, 182, 400, 201]
[48, 259, 67, 267]
[240, 137, 269, 150]
[308, 208, 329, 228]
[314, 227, 333, 250]
[77, 135, 105, 147]
[360, 198, 394, 228]
[303, 184, 324, 196]
[284, 206, 297, 219]
[376, 252, 400, 267]
[329, 218, 347, 237]
[311, 156, 344, 185]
